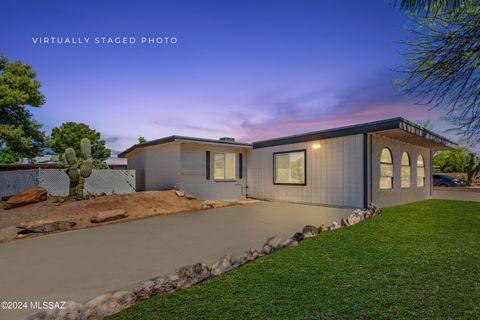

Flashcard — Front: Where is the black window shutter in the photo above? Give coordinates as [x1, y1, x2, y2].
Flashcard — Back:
[239, 153, 243, 179]
[206, 151, 210, 180]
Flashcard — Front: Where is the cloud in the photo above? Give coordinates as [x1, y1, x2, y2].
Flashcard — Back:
[228, 69, 442, 141]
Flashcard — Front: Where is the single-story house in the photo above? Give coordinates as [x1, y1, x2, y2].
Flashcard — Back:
[119, 117, 456, 208]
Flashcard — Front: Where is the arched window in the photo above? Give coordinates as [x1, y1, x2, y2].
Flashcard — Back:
[417, 155, 425, 187]
[401, 152, 411, 188]
[380, 148, 393, 189]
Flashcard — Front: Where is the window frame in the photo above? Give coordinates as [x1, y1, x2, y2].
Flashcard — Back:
[400, 151, 411, 189]
[379, 147, 394, 190]
[416, 154, 425, 187]
[213, 152, 237, 181]
[273, 149, 307, 186]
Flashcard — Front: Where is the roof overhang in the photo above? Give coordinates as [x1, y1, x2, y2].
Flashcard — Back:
[253, 117, 457, 150]
[119, 135, 252, 158]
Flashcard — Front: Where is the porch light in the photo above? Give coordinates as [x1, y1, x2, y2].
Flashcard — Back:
[312, 143, 321, 150]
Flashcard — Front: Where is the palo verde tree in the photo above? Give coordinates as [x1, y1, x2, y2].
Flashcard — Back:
[397, 0, 480, 144]
[0, 54, 46, 159]
[48, 122, 111, 168]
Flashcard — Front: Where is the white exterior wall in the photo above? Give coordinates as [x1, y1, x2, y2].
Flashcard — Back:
[127, 143, 181, 190]
[370, 134, 431, 208]
[247, 134, 364, 208]
[179, 143, 248, 200]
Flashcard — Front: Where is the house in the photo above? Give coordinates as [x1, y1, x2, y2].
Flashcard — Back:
[119, 117, 456, 208]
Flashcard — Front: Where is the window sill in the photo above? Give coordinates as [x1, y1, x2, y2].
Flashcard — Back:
[274, 183, 307, 186]
[214, 179, 237, 182]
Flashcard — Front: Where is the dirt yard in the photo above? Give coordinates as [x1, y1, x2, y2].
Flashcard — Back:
[0, 190, 256, 243]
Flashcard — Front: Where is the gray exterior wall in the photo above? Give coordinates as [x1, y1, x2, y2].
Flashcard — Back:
[370, 134, 431, 208]
[179, 143, 248, 200]
[247, 134, 365, 208]
[127, 143, 181, 190]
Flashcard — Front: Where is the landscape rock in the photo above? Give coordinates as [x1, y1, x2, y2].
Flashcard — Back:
[262, 236, 283, 254]
[82, 291, 136, 320]
[282, 238, 299, 247]
[368, 203, 383, 216]
[26, 301, 84, 320]
[90, 209, 128, 223]
[346, 213, 362, 226]
[329, 221, 340, 231]
[175, 190, 186, 197]
[239, 248, 260, 265]
[133, 279, 155, 301]
[185, 193, 196, 200]
[176, 263, 211, 288]
[3, 187, 48, 210]
[17, 220, 76, 234]
[211, 255, 239, 276]
[291, 232, 304, 242]
[302, 225, 318, 238]
[152, 274, 179, 295]
[318, 224, 329, 232]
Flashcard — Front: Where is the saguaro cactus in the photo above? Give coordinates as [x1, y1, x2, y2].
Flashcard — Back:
[62, 138, 94, 199]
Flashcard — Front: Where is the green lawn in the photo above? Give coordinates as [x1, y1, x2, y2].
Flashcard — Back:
[109, 200, 480, 320]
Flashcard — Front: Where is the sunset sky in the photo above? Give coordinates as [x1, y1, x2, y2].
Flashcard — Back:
[1, 0, 455, 155]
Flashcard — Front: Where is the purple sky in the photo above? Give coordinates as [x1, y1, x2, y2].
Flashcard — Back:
[1, 0, 458, 155]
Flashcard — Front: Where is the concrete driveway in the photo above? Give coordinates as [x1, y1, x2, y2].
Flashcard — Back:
[0, 201, 351, 319]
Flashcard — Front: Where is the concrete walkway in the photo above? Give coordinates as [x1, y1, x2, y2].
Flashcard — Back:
[0, 202, 350, 319]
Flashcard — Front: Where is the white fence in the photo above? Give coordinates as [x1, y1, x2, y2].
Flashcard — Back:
[0, 169, 142, 197]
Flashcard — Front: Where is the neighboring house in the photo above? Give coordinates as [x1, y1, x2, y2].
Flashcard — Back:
[119, 117, 456, 208]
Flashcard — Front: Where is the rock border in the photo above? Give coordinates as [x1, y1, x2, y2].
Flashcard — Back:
[26, 203, 383, 320]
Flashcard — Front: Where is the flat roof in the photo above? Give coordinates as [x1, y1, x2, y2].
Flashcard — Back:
[118, 135, 252, 158]
[252, 117, 457, 150]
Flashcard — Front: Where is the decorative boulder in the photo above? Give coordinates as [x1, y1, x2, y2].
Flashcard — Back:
[133, 279, 155, 301]
[175, 190, 186, 197]
[302, 225, 318, 238]
[152, 275, 179, 295]
[291, 232, 304, 242]
[211, 255, 239, 276]
[26, 300, 84, 320]
[82, 291, 136, 320]
[185, 193, 196, 200]
[282, 238, 299, 248]
[262, 236, 283, 254]
[318, 224, 329, 233]
[176, 263, 211, 288]
[239, 248, 260, 265]
[17, 220, 76, 234]
[329, 221, 340, 231]
[90, 210, 129, 223]
[3, 187, 48, 210]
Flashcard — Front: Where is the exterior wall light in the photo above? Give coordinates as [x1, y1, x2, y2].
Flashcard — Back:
[312, 143, 321, 150]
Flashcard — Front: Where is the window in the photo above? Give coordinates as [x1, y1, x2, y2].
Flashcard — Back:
[417, 155, 425, 187]
[401, 152, 411, 188]
[274, 150, 306, 185]
[380, 148, 393, 189]
[214, 153, 236, 180]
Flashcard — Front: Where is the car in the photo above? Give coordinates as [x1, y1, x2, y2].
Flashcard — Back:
[433, 174, 465, 187]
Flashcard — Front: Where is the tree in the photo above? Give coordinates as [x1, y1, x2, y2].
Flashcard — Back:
[0, 54, 46, 159]
[433, 147, 471, 172]
[466, 152, 480, 185]
[48, 122, 111, 161]
[397, 0, 480, 144]
[0, 148, 17, 163]
[137, 136, 147, 144]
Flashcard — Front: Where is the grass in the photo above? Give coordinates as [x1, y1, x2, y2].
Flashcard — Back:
[108, 200, 480, 320]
